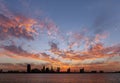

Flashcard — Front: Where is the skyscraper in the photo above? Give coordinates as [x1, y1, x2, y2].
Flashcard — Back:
[27, 64, 31, 73]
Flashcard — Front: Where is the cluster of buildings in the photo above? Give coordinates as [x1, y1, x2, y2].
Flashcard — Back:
[27, 64, 85, 73]
[1, 64, 120, 73]
[27, 64, 61, 73]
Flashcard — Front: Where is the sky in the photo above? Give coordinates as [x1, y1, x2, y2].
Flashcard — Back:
[0, 0, 120, 72]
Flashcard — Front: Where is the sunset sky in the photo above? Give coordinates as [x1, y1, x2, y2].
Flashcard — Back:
[0, 0, 120, 72]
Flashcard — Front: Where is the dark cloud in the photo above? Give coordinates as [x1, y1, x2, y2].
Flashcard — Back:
[0, 44, 60, 64]
[1, 44, 41, 59]
[1, 45, 28, 56]
[49, 41, 59, 51]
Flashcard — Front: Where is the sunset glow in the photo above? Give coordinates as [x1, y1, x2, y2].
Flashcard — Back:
[0, 0, 120, 72]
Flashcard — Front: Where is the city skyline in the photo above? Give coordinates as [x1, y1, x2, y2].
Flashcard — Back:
[0, 0, 120, 72]
[1, 64, 120, 73]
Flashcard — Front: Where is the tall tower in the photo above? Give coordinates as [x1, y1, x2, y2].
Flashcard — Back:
[27, 64, 31, 73]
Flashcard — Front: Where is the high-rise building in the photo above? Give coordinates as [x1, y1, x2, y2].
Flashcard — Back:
[41, 66, 45, 72]
[27, 64, 31, 73]
[67, 68, 70, 73]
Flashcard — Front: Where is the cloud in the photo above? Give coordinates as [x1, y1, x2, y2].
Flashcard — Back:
[0, 44, 61, 65]
[0, 1, 59, 41]
[0, 13, 59, 41]
[49, 41, 59, 52]
[0, 43, 120, 71]
[1, 45, 29, 56]
[66, 31, 85, 49]
[1, 44, 39, 59]
[48, 41, 120, 65]
[0, 13, 37, 40]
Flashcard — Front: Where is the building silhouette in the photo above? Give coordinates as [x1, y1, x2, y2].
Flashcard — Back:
[50, 66, 54, 73]
[91, 70, 97, 73]
[31, 68, 41, 73]
[0, 69, 2, 73]
[80, 68, 84, 73]
[41, 65, 45, 72]
[45, 67, 50, 73]
[56, 67, 60, 73]
[1, 64, 120, 73]
[67, 68, 70, 73]
[99, 70, 104, 73]
[27, 64, 31, 73]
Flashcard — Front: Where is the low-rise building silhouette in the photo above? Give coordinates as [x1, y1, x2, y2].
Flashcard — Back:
[99, 70, 104, 73]
[0, 69, 2, 73]
[91, 70, 97, 73]
[56, 67, 60, 73]
[31, 68, 41, 73]
[45, 67, 50, 73]
[80, 68, 84, 73]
